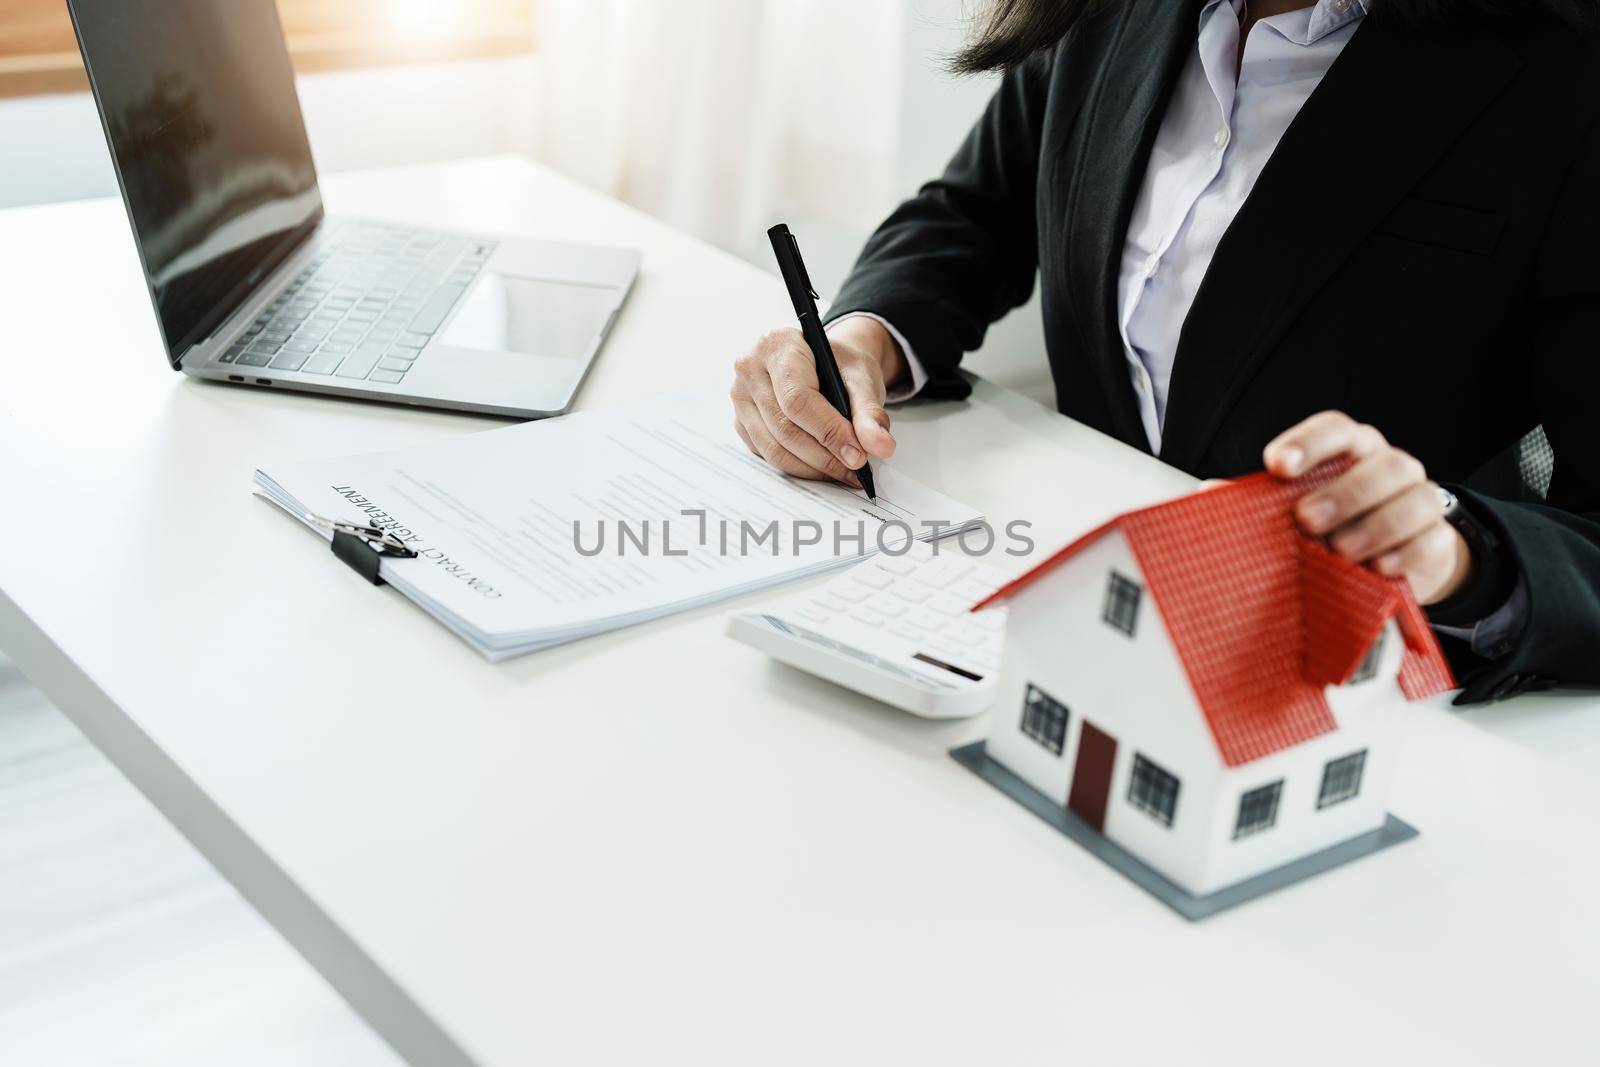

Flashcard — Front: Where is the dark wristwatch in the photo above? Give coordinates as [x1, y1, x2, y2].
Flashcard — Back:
[1432, 487, 1525, 666]
[1440, 489, 1497, 559]
[1432, 485, 1513, 629]
[1439, 486, 1500, 558]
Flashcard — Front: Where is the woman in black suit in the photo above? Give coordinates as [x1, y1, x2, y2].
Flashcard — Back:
[729, 0, 1600, 703]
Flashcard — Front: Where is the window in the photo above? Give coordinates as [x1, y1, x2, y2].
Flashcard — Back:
[1347, 631, 1386, 685]
[1127, 754, 1180, 827]
[1317, 750, 1368, 809]
[1102, 571, 1142, 637]
[1233, 780, 1284, 839]
[1020, 684, 1070, 756]
[0, 0, 537, 99]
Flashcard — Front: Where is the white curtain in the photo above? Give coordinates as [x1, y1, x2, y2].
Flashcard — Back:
[533, 0, 909, 265]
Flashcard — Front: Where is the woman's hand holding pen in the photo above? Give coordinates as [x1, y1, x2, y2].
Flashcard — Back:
[731, 316, 905, 486]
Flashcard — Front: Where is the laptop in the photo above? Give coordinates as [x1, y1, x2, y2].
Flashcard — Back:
[66, 0, 640, 419]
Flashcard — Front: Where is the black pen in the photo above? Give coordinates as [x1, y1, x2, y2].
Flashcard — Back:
[767, 223, 877, 501]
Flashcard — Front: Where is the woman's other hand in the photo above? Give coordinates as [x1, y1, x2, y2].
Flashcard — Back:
[1265, 411, 1472, 605]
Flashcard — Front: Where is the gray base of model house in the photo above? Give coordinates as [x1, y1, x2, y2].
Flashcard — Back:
[950, 741, 1419, 921]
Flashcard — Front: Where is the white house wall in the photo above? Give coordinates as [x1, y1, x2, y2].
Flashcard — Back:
[986, 530, 1223, 894]
[989, 538, 1414, 899]
[1200, 620, 1404, 894]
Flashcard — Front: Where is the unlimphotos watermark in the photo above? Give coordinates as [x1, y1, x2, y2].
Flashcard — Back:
[572, 509, 1034, 558]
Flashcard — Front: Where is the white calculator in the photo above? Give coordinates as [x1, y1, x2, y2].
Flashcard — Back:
[726, 540, 1009, 719]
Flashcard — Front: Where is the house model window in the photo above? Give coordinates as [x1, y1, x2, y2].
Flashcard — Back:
[1102, 571, 1142, 636]
[1128, 754, 1180, 827]
[1317, 750, 1368, 809]
[1020, 684, 1070, 755]
[1233, 780, 1284, 839]
[1346, 631, 1387, 685]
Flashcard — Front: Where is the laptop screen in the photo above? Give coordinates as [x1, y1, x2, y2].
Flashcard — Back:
[68, 0, 323, 364]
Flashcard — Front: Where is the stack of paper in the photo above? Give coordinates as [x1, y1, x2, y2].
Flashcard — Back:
[254, 387, 985, 660]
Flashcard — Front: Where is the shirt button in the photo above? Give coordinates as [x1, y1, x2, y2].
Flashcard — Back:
[1143, 253, 1161, 279]
[1330, 0, 1353, 12]
[1212, 128, 1230, 151]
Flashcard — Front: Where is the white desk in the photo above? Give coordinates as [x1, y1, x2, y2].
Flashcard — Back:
[2, 156, 1597, 1067]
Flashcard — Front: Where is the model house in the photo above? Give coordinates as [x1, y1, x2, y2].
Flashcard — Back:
[971, 464, 1456, 899]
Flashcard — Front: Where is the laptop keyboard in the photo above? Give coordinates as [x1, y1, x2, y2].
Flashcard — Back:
[217, 223, 498, 384]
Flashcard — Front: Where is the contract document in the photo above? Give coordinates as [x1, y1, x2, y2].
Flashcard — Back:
[255, 386, 985, 659]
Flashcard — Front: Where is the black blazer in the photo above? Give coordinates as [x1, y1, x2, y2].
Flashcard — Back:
[828, 0, 1600, 703]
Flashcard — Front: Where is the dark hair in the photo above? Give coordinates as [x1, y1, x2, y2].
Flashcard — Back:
[952, 0, 1600, 73]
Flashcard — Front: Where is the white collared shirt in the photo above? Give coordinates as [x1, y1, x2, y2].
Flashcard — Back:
[1117, 0, 1365, 452]
[855, 0, 1368, 455]
[841, 0, 1523, 647]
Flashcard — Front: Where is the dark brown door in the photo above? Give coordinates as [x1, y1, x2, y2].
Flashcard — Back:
[1067, 720, 1118, 833]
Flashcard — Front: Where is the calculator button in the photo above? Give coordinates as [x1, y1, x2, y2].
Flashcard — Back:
[954, 624, 991, 647]
[849, 608, 887, 629]
[865, 594, 907, 618]
[913, 562, 970, 589]
[953, 577, 1000, 602]
[855, 568, 896, 590]
[876, 554, 919, 575]
[831, 582, 872, 604]
[888, 583, 929, 605]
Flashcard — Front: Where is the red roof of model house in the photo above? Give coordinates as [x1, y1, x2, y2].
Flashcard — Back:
[973, 462, 1456, 767]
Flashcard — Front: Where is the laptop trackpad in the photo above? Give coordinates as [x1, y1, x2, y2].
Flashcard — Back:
[438, 273, 617, 359]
